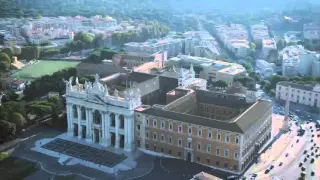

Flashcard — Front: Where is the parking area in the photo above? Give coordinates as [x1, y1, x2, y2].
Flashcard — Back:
[42, 138, 126, 167]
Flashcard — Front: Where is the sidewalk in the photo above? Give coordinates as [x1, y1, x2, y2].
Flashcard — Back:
[0, 138, 21, 152]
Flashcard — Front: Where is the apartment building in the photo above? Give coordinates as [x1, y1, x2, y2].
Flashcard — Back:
[184, 31, 220, 58]
[303, 23, 320, 50]
[256, 59, 274, 78]
[284, 31, 302, 44]
[276, 82, 320, 108]
[112, 51, 167, 69]
[312, 56, 320, 77]
[250, 24, 270, 46]
[214, 24, 249, 58]
[262, 38, 277, 59]
[167, 55, 246, 87]
[134, 90, 272, 174]
[124, 34, 183, 57]
[280, 45, 319, 77]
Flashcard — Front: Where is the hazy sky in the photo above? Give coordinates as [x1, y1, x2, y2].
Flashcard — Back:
[164, 0, 318, 13]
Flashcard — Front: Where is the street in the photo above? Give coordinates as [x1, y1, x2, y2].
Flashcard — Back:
[245, 118, 320, 179]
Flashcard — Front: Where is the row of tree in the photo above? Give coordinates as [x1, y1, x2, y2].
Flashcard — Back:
[60, 31, 106, 53]
[85, 48, 118, 63]
[262, 75, 320, 96]
[0, 0, 41, 18]
[0, 96, 64, 143]
[23, 67, 76, 101]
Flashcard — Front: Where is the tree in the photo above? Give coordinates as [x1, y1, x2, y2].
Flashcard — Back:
[0, 120, 16, 141]
[277, 39, 286, 50]
[234, 75, 253, 86]
[214, 80, 228, 89]
[35, 13, 42, 19]
[12, 46, 21, 55]
[249, 71, 260, 81]
[40, 40, 51, 46]
[40, 48, 60, 58]
[290, 76, 302, 82]
[249, 42, 256, 52]
[268, 75, 287, 87]
[48, 96, 63, 110]
[29, 103, 52, 117]
[0, 101, 26, 121]
[269, 89, 275, 96]
[11, 112, 26, 129]
[0, 52, 11, 71]
[93, 33, 104, 48]
[1, 47, 14, 59]
[21, 46, 40, 61]
[245, 56, 253, 63]
[287, 42, 297, 46]
[23, 67, 76, 101]
[74, 31, 94, 46]
[301, 75, 314, 82]
[1, 90, 18, 103]
[267, 49, 278, 63]
[241, 62, 253, 72]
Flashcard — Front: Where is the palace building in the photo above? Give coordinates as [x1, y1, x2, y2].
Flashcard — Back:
[134, 89, 272, 174]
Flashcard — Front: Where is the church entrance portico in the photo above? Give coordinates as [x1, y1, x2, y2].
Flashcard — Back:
[81, 126, 86, 139]
[120, 134, 125, 148]
[73, 124, 78, 137]
[94, 129, 100, 144]
[111, 132, 116, 147]
[65, 74, 141, 152]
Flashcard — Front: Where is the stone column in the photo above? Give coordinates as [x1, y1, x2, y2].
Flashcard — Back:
[77, 106, 81, 139]
[105, 112, 110, 146]
[100, 111, 107, 147]
[66, 103, 73, 137]
[85, 108, 90, 142]
[128, 116, 133, 151]
[115, 113, 120, 148]
[87, 109, 93, 142]
[124, 116, 130, 151]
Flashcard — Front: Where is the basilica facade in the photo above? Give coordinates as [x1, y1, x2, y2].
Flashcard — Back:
[65, 74, 142, 152]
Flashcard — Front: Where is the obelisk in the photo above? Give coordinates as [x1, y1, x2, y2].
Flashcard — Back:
[281, 86, 292, 132]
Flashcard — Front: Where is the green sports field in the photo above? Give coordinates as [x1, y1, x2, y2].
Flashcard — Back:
[12, 60, 80, 80]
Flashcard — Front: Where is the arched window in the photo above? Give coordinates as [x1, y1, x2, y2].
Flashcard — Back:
[72, 105, 78, 118]
[110, 113, 115, 127]
[93, 110, 101, 124]
[81, 107, 86, 120]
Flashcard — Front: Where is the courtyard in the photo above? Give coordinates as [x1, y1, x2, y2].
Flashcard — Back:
[42, 138, 126, 168]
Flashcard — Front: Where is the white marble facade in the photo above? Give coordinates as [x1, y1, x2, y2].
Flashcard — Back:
[65, 74, 141, 152]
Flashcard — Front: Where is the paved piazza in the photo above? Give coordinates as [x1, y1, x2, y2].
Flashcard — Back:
[42, 138, 126, 167]
[245, 116, 320, 180]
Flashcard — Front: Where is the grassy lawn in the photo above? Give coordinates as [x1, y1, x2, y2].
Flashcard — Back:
[0, 152, 9, 161]
[11, 60, 80, 80]
[0, 153, 39, 180]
